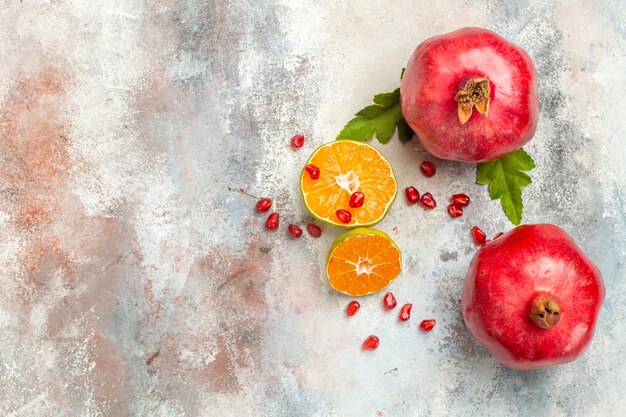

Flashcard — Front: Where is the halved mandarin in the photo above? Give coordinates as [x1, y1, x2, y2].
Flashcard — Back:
[326, 228, 401, 296]
[300, 141, 397, 228]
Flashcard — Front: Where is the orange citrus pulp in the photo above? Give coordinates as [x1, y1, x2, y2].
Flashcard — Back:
[326, 228, 401, 296]
[300, 140, 397, 228]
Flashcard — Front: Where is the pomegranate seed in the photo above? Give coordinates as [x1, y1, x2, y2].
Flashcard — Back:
[256, 198, 272, 212]
[306, 223, 322, 238]
[336, 209, 352, 224]
[471, 226, 486, 245]
[349, 191, 365, 208]
[290, 134, 305, 149]
[447, 204, 463, 218]
[383, 292, 397, 310]
[305, 164, 320, 180]
[405, 186, 420, 205]
[420, 161, 436, 177]
[420, 319, 436, 332]
[419, 192, 436, 209]
[288, 224, 303, 238]
[451, 193, 470, 207]
[265, 213, 279, 230]
[399, 304, 412, 321]
[346, 301, 360, 316]
[362, 335, 379, 350]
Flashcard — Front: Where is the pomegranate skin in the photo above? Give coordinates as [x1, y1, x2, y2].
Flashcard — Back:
[462, 224, 604, 370]
[401, 27, 539, 162]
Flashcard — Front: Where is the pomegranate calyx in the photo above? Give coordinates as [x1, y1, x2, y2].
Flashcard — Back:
[454, 78, 491, 124]
[529, 295, 562, 329]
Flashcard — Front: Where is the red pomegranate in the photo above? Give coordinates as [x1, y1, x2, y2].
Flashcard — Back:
[462, 224, 604, 370]
[401, 27, 539, 162]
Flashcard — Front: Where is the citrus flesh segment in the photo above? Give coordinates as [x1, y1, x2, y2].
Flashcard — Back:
[326, 228, 401, 296]
[301, 141, 397, 228]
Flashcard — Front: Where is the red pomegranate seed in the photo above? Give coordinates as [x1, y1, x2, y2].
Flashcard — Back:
[306, 223, 322, 238]
[362, 335, 379, 350]
[256, 198, 272, 212]
[383, 292, 397, 310]
[420, 319, 436, 332]
[451, 193, 470, 207]
[346, 301, 360, 316]
[349, 191, 365, 208]
[305, 164, 320, 180]
[447, 204, 463, 218]
[420, 161, 436, 177]
[290, 134, 305, 149]
[399, 304, 412, 321]
[419, 192, 436, 209]
[471, 226, 486, 245]
[336, 209, 352, 224]
[405, 186, 420, 205]
[288, 224, 303, 238]
[265, 213, 279, 230]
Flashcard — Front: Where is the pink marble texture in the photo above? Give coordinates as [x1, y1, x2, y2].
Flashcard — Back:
[0, 1, 624, 416]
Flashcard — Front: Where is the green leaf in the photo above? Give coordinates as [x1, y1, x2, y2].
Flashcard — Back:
[476, 148, 536, 225]
[336, 88, 414, 144]
[355, 104, 387, 118]
[397, 118, 414, 144]
[372, 90, 399, 107]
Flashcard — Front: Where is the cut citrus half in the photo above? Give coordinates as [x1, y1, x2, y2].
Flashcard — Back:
[326, 228, 401, 296]
[300, 140, 397, 228]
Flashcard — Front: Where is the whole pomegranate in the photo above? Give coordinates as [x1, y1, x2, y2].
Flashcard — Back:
[462, 224, 604, 370]
[400, 27, 539, 162]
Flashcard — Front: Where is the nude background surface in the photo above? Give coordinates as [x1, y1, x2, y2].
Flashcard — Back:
[0, 1, 624, 415]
